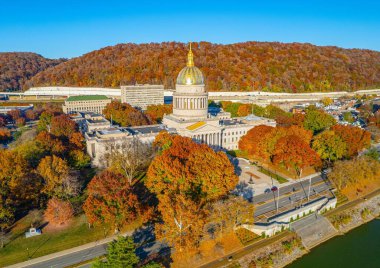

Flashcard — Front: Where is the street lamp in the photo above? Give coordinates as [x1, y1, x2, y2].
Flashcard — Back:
[271, 186, 280, 213]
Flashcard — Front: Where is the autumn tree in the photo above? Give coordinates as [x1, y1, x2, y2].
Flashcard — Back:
[35, 131, 66, 156]
[0, 128, 11, 142]
[0, 115, 6, 127]
[237, 104, 251, 117]
[332, 125, 371, 157]
[44, 198, 74, 226]
[146, 136, 238, 251]
[50, 114, 78, 138]
[312, 130, 347, 163]
[25, 109, 38, 121]
[207, 196, 255, 237]
[273, 135, 321, 179]
[7, 109, 21, 122]
[101, 138, 155, 185]
[83, 170, 151, 231]
[103, 101, 150, 127]
[152, 131, 174, 151]
[239, 125, 274, 161]
[303, 106, 336, 134]
[321, 97, 333, 106]
[68, 150, 91, 169]
[37, 155, 75, 198]
[0, 150, 41, 206]
[145, 104, 173, 123]
[15, 117, 26, 127]
[329, 156, 380, 199]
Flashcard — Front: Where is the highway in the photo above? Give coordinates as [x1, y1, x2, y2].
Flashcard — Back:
[253, 175, 332, 217]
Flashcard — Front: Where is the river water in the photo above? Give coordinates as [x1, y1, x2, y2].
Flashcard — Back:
[288, 219, 380, 268]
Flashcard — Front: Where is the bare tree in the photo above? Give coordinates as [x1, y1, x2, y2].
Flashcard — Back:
[101, 138, 155, 185]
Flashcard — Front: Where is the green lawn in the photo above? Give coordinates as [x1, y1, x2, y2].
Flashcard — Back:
[226, 150, 249, 159]
[0, 214, 138, 267]
[257, 166, 288, 184]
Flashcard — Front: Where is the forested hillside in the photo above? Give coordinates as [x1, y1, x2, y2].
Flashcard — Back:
[0, 52, 65, 91]
[24, 42, 380, 92]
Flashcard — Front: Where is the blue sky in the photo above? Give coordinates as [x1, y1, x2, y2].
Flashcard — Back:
[0, 0, 379, 59]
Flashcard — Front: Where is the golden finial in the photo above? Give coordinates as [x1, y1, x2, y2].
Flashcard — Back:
[187, 42, 194, 67]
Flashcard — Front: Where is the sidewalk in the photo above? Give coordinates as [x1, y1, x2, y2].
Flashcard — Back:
[5, 230, 133, 268]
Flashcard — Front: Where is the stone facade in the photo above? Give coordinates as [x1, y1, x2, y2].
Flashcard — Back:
[62, 95, 111, 114]
[121, 84, 164, 110]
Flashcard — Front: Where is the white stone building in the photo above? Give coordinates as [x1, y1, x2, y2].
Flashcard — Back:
[121, 84, 164, 110]
[163, 45, 274, 150]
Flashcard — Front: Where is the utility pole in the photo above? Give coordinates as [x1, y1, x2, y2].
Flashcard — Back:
[307, 176, 312, 201]
[277, 187, 280, 213]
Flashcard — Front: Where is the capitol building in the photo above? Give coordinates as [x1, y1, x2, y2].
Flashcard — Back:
[83, 45, 275, 166]
[163, 44, 259, 150]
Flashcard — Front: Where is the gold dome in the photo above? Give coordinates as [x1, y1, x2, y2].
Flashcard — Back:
[176, 43, 204, 85]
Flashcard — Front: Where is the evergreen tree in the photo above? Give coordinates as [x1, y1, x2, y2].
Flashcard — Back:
[92, 236, 139, 268]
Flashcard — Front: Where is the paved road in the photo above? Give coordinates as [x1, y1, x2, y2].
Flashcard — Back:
[253, 175, 332, 217]
[10, 226, 168, 268]
[26, 244, 108, 268]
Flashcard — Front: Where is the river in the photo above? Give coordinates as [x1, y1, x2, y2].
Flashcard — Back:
[288, 219, 380, 268]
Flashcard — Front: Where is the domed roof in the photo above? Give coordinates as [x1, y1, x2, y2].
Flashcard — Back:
[176, 44, 204, 85]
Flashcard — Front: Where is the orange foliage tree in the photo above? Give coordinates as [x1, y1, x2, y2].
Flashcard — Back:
[273, 135, 321, 178]
[146, 136, 238, 251]
[83, 170, 152, 231]
[50, 114, 78, 138]
[103, 101, 150, 127]
[331, 125, 371, 157]
[44, 198, 74, 226]
[239, 125, 274, 161]
[145, 104, 173, 123]
[239, 125, 313, 162]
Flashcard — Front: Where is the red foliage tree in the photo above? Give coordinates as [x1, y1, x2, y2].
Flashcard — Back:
[7, 110, 21, 122]
[83, 170, 151, 230]
[50, 114, 77, 138]
[44, 198, 74, 226]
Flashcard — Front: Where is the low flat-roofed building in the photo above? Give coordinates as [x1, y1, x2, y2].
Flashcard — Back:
[121, 84, 164, 110]
[69, 112, 111, 132]
[62, 95, 111, 114]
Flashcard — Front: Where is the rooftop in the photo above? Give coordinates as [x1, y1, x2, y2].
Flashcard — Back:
[66, 95, 109, 102]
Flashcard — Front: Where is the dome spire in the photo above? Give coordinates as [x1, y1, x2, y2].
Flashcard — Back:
[187, 42, 194, 67]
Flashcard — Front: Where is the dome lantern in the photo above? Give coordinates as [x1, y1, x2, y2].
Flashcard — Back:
[176, 42, 204, 86]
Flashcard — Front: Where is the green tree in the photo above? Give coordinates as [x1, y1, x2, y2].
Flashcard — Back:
[37, 111, 53, 132]
[343, 112, 355, 123]
[365, 148, 380, 161]
[0, 203, 14, 248]
[142, 262, 162, 268]
[303, 106, 336, 134]
[92, 236, 139, 268]
[312, 130, 347, 162]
